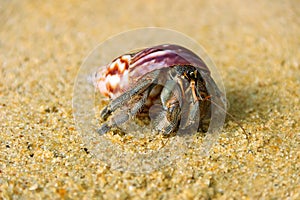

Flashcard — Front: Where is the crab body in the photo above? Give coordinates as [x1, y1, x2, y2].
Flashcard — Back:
[93, 44, 224, 136]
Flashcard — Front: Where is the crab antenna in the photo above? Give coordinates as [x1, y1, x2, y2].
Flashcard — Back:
[206, 97, 250, 141]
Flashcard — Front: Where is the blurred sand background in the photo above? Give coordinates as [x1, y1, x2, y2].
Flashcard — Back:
[0, 0, 299, 199]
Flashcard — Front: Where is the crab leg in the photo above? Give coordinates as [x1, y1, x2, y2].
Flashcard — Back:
[100, 70, 161, 120]
[180, 100, 200, 132]
[161, 103, 181, 136]
[98, 86, 153, 135]
[179, 79, 202, 131]
[152, 80, 182, 136]
[161, 80, 182, 108]
[98, 70, 162, 134]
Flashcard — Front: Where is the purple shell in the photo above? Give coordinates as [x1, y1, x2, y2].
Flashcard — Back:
[94, 44, 210, 98]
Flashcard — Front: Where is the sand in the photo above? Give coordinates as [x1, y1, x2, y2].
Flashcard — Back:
[0, 0, 299, 199]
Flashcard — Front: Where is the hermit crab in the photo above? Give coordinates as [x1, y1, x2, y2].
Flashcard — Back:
[93, 44, 226, 136]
